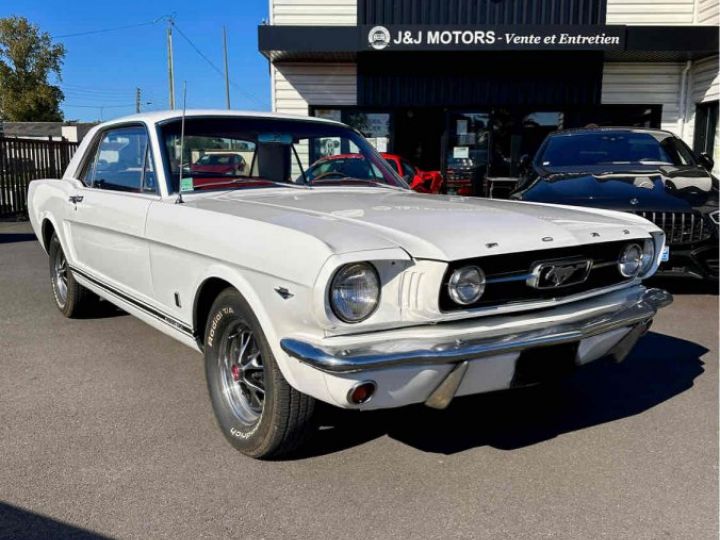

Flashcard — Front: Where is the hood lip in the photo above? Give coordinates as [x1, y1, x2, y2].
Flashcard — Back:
[189, 187, 659, 262]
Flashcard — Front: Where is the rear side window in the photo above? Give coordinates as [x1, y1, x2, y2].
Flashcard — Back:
[82, 125, 156, 193]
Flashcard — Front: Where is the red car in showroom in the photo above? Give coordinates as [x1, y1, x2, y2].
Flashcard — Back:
[304, 153, 444, 193]
[190, 151, 247, 176]
[381, 153, 444, 193]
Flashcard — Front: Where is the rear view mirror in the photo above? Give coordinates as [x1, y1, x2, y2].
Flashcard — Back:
[698, 152, 714, 171]
[258, 133, 293, 145]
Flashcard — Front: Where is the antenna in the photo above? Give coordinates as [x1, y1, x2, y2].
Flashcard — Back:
[175, 81, 187, 204]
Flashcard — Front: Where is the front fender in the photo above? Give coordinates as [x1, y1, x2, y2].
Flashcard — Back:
[189, 263, 331, 399]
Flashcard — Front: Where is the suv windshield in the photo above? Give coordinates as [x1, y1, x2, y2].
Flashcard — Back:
[538, 131, 696, 170]
[159, 117, 407, 193]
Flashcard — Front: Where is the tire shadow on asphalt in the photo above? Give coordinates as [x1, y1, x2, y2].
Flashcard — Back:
[297, 331, 707, 458]
[0, 501, 109, 539]
[648, 277, 718, 296]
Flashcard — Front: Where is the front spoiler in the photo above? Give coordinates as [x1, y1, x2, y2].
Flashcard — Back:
[280, 288, 673, 374]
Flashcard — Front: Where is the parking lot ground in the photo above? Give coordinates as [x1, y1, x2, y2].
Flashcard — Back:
[0, 222, 717, 539]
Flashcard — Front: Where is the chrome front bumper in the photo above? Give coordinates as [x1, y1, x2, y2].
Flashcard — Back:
[280, 288, 673, 375]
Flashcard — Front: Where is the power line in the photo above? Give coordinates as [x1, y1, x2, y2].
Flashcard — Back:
[64, 103, 136, 108]
[170, 21, 263, 107]
[52, 15, 170, 39]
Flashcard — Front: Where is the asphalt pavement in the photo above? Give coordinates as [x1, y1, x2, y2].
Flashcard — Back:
[0, 222, 717, 539]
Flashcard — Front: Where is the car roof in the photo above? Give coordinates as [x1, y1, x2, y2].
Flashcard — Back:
[548, 126, 676, 138]
[93, 109, 345, 129]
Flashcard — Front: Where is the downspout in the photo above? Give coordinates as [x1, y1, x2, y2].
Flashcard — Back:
[678, 60, 692, 140]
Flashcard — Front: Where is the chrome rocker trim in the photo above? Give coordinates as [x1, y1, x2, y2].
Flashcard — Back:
[280, 288, 673, 374]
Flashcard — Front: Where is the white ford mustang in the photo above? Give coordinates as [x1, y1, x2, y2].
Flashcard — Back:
[28, 110, 672, 458]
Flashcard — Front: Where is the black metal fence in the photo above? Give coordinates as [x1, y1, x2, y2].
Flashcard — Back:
[0, 136, 78, 219]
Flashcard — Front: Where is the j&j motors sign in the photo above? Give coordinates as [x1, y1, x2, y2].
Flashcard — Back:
[364, 25, 626, 51]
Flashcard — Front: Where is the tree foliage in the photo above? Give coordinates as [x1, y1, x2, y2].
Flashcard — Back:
[0, 16, 65, 121]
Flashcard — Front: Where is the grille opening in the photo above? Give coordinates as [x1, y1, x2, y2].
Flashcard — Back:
[439, 240, 638, 311]
[636, 211, 711, 246]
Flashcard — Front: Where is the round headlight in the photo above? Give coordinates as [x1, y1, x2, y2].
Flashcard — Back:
[448, 265, 486, 305]
[329, 263, 380, 323]
[640, 238, 655, 275]
[618, 243, 643, 278]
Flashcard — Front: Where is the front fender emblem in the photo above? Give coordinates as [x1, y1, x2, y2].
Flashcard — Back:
[274, 287, 294, 299]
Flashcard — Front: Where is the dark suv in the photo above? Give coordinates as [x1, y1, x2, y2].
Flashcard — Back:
[511, 127, 718, 279]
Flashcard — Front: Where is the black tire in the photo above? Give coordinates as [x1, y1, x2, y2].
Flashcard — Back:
[204, 288, 315, 458]
[48, 233, 94, 318]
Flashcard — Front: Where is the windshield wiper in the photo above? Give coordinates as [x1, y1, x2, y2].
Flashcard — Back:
[181, 178, 300, 192]
[310, 177, 395, 189]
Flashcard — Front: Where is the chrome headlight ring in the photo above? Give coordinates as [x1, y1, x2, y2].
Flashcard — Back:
[329, 262, 381, 323]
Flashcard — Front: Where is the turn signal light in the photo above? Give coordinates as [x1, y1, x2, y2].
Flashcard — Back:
[347, 381, 376, 405]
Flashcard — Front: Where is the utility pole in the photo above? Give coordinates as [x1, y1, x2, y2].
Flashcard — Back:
[135, 87, 141, 113]
[167, 20, 176, 110]
[222, 26, 231, 109]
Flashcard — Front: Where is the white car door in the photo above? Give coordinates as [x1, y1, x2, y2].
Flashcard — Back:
[64, 124, 158, 301]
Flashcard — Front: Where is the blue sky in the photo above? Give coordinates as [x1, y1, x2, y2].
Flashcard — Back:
[3, 0, 271, 121]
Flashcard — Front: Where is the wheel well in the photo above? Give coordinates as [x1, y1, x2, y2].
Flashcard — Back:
[41, 219, 55, 251]
[193, 278, 234, 349]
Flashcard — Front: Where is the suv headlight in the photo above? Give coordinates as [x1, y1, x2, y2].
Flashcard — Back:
[329, 263, 380, 323]
[447, 265, 486, 305]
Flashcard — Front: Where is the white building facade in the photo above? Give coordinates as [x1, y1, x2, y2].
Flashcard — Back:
[260, 0, 719, 175]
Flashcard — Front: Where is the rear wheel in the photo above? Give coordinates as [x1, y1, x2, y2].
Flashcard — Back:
[204, 288, 316, 458]
[48, 233, 94, 318]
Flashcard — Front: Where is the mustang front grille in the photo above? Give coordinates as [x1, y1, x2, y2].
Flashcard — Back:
[636, 211, 711, 245]
[439, 240, 638, 311]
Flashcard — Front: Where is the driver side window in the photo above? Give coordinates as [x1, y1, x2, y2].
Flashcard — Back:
[82, 125, 157, 194]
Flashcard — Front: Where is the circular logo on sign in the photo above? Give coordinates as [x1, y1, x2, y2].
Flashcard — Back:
[368, 26, 391, 50]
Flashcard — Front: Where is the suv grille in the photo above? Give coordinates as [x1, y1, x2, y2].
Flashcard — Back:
[636, 211, 710, 245]
[439, 240, 639, 312]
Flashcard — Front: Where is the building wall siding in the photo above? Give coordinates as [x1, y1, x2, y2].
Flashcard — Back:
[606, 0, 719, 25]
[270, 0, 357, 25]
[358, 0, 606, 25]
[601, 62, 684, 133]
[697, 0, 720, 23]
[271, 63, 357, 114]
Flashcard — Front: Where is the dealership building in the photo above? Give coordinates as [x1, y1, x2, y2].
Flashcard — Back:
[258, 0, 719, 185]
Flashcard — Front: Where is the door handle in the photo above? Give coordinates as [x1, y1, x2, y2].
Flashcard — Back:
[68, 195, 84, 204]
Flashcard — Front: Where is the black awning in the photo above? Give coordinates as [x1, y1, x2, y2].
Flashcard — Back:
[258, 24, 718, 62]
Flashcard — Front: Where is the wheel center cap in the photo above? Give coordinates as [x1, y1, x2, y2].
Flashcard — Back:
[231, 364, 241, 382]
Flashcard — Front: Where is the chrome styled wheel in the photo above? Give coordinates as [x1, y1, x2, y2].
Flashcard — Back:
[51, 247, 68, 307]
[218, 321, 265, 424]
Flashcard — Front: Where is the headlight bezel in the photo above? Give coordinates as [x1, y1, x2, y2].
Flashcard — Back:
[639, 237, 656, 275]
[447, 265, 486, 306]
[328, 262, 381, 324]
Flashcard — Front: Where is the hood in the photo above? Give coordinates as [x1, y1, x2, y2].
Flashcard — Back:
[186, 187, 654, 261]
[523, 165, 716, 211]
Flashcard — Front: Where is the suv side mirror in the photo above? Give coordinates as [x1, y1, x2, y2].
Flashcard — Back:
[698, 152, 715, 171]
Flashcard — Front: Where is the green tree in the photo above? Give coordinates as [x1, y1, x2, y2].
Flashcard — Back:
[0, 16, 65, 121]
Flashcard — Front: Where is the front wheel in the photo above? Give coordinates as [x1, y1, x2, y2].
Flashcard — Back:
[204, 288, 315, 458]
[48, 233, 94, 318]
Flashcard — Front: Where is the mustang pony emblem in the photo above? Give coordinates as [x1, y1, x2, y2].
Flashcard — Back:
[527, 259, 592, 289]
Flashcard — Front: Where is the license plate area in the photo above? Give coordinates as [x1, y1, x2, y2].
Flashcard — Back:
[510, 342, 579, 387]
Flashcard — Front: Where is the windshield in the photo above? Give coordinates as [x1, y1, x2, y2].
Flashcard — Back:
[159, 117, 407, 194]
[538, 131, 697, 170]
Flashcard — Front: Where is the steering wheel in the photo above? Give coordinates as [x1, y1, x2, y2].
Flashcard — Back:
[309, 171, 347, 183]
